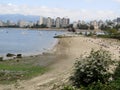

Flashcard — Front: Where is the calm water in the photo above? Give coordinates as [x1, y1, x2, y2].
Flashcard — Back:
[0, 28, 65, 57]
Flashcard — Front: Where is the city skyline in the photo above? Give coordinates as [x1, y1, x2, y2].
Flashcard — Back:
[0, 0, 120, 21]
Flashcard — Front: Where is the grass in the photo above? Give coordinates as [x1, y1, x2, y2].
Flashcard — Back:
[0, 60, 48, 84]
[97, 33, 120, 40]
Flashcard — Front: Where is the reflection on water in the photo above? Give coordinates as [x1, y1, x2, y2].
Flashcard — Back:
[0, 28, 65, 57]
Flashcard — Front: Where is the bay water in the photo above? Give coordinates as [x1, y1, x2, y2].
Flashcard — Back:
[0, 28, 65, 57]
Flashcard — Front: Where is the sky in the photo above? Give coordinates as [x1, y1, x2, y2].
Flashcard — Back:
[0, 0, 120, 21]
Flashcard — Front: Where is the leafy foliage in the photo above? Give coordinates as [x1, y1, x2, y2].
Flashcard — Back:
[106, 29, 118, 35]
[78, 24, 89, 30]
[113, 62, 120, 80]
[70, 49, 116, 88]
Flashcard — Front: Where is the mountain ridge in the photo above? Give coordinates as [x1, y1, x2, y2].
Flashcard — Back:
[0, 14, 40, 23]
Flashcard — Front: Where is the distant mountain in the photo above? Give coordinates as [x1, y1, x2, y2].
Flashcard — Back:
[0, 14, 40, 23]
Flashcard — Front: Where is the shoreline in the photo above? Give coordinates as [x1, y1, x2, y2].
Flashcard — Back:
[0, 27, 68, 31]
[0, 36, 120, 90]
[0, 28, 65, 60]
[2, 38, 59, 60]
[2, 34, 120, 62]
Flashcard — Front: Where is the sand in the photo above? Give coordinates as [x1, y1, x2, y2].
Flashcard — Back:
[0, 36, 119, 90]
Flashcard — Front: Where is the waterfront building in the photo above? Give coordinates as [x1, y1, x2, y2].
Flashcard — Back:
[51, 19, 55, 27]
[18, 20, 28, 27]
[0, 21, 3, 27]
[6, 20, 16, 26]
[61, 18, 66, 28]
[47, 17, 52, 28]
[27, 21, 34, 27]
[56, 17, 61, 28]
[66, 18, 70, 25]
[90, 20, 99, 30]
[73, 21, 78, 28]
[38, 16, 47, 25]
[98, 20, 104, 28]
[61, 18, 70, 28]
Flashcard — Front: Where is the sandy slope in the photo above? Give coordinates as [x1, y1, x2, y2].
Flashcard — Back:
[0, 36, 120, 90]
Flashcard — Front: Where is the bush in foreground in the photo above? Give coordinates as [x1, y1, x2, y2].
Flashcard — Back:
[70, 49, 116, 88]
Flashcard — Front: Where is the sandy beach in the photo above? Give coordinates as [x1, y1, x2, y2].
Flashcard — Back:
[0, 36, 120, 90]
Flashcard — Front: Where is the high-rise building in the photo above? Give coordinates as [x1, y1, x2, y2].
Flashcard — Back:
[6, 20, 16, 26]
[56, 17, 61, 28]
[27, 22, 34, 27]
[61, 18, 66, 27]
[73, 22, 78, 28]
[51, 19, 55, 27]
[0, 21, 3, 26]
[61, 18, 70, 28]
[98, 20, 104, 28]
[90, 20, 99, 30]
[93, 20, 99, 30]
[47, 17, 52, 28]
[66, 18, 70, 25]
[18, 20, 28, 27]
[38, 16, 47, 25]
[78, 20, 81, 26]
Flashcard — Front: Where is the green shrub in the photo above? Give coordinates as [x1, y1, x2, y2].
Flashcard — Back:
[62, 81, 120, 90]
[79, 32, 82, 35]
[81, 81, 114, 90]
[86, 32, 93, 37]
[70, 49, 116, 88]
[113, 61, 120, 80]
[110, 78, 120, 90]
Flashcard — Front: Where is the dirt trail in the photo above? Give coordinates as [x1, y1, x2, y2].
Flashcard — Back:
[0, 36, 119, 90]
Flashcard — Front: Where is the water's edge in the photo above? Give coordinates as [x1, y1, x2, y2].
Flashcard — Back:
[0, 28, 65, 59]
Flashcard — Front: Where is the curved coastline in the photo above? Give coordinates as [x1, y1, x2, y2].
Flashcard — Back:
[0, 35, 120, 89]
[2, 37, 59, 60]
[0, 28, 66, 60]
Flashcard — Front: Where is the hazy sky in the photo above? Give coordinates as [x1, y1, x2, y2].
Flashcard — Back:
[0, 0, 120, 21]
